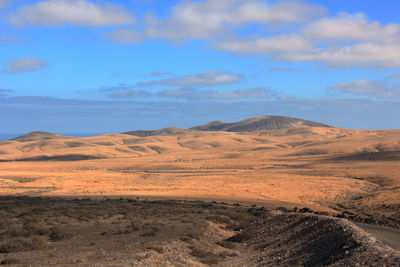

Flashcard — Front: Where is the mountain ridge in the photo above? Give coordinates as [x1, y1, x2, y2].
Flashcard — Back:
[190, 116, 331, 132]
[10, 131, 71, 142]
[10, 116, 332, 140]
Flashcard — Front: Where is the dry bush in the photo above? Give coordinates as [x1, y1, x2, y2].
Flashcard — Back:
[126, 221, 140, 232]
[23, 222, 49, 236]
[0, 258, 20, 265]
[146, 246, 164, 254]
[189, 246, 220, 265]
[0, 236, 46, 253]
[225, 229, 255, 243]
[49, 227, 72, 241]
[216, 240, 237, 249]
[140, 230, 157, 237]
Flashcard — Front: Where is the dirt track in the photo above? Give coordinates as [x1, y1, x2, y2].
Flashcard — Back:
[356, 222, 400, 250]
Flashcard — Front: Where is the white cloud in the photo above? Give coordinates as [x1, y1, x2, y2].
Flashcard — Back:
[211, 10, 400, 67]
[156, 87, 274, 100]
[206, 9, 400, 68]
[5, 1, 400, 69]
[228, 0, 326, 25]
[303, 12, 400, 43]
[109, 90, 153, 99]
[2, 57, 48, 73]
[156, 87, 197, 99]
[145, 0, 326, 41]
[215, 34, 312, 55]
[330, 80, 400, 98]
[106, 29, 141, 44]
[6, 0, 135, 27]
[137, 70, 243, 87]
[278, 42, 400, 68]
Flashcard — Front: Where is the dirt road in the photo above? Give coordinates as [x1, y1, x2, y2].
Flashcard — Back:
[357, 222, 400, 250]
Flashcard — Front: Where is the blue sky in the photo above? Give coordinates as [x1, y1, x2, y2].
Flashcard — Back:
[1, 0, 400, 135]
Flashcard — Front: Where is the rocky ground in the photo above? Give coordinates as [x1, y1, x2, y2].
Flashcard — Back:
[0, 197, 399, 266]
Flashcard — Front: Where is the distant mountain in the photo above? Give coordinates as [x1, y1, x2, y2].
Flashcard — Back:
[123, 116, 332, 137]
[123, 127, 190, 137]
[10, 116, 332, 141]
[191, 116, 332, 132]
[10, 131, 69, 142]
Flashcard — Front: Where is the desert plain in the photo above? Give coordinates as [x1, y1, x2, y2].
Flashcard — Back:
[0, 116, 400, 266]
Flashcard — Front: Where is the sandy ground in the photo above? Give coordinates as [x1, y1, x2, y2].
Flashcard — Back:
[0, 126, 400, 227]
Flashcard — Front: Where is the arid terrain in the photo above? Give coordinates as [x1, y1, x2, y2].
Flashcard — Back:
[1, 116, 400, 265]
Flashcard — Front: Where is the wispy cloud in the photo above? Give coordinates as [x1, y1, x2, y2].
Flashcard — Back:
[156, 87, 275, 100]
[2, 57, 48, 73]
[386, 73, 400, 79]
[137, 70, 243, 87]
[109, 90, 153, 99]
[150, 71, 174, 77]
[0, 88, 13, 97]
[330, 80, 400, 99]
[0, 34, 27, 43]
[106, 29, 141, 44]
[0, 0, 10, 8]
[98, 84, 133, 93]
[0, 95, 104, 105]
[268, 67, 303, 72]
[6, 0, 135, 27]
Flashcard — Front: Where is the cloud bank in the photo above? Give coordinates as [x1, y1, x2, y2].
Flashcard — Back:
[6, 0, 135, 27]
[5, 0, 400, 67]
[137, 70, 243, 87]
[331, 80, 400, 99]
[156, 87, 274, 100]
[2, 57, 48, 73]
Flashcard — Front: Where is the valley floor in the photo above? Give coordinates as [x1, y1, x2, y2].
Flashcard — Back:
[1, 127, 400, 264]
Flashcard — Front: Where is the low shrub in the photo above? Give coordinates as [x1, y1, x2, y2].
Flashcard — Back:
[49, 227, 72, 241]
[0, 236, 46, 253]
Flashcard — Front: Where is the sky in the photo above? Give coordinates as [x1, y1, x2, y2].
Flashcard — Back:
[1, 0, 400, 135]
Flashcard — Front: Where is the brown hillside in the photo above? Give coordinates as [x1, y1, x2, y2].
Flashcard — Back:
[191, 116, 332, 132]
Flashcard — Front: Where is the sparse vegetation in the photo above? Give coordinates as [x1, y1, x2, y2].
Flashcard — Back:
[0, 197, 259, 265]
[189, 246, 221, 265]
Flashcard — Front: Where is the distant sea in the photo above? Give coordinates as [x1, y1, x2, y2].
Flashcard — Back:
[0, 133, 105, 141]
